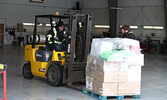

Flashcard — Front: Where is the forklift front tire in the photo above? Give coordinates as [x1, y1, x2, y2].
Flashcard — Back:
[47, 64, 63, 87]
[22, 63, 34, 79]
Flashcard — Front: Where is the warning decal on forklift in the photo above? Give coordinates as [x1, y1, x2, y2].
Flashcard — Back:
[36, 54, 43, 58]
[39, 68, 45, 72]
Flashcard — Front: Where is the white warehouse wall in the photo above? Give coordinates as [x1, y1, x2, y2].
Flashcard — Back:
[0, 0, 78, 45]
[0, 0, 78, 25]
[80, 0, 166, 42]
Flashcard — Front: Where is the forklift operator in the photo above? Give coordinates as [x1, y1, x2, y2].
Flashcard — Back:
[46, 20, 67, 51]
[120, 25, 136, 40]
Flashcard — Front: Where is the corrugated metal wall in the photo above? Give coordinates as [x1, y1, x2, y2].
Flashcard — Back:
[79, 0, 109, 36]
[80, 0, 166, 42]
[117, 0, 165, 42]
[80, 0, 109, 25]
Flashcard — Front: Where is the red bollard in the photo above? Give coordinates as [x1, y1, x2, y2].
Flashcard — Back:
[0, 71, 7, 100]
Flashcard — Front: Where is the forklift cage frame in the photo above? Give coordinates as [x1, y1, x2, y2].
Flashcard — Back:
[31, 14, 92, 91]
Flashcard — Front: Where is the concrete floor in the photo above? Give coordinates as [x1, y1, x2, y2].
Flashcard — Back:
[0, 46, 167, 100]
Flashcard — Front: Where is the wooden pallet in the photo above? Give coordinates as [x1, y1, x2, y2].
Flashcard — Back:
[82, 89, 140, 100]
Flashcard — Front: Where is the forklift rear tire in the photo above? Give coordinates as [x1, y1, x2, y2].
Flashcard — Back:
[47, 64, 63, 87]
[22, 63, 34, 79]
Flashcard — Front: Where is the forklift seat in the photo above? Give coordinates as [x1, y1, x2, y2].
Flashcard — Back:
[39, 46, 50, 51]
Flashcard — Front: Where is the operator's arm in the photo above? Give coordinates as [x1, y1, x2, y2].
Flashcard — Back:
[58, 30, 69, 43]
[47, 34, 52, 44]
[46, 32, 55, 44]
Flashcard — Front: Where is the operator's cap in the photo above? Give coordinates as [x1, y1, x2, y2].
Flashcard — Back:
[56, 20, 64, 27]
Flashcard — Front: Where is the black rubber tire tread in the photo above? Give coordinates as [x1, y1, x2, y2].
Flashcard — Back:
[22, 62, 34, 79]
[47, 63, 63, 87]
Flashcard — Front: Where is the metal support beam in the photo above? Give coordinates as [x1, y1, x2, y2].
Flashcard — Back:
[108, 0, 117, 38]
[164, 0, 167, 37]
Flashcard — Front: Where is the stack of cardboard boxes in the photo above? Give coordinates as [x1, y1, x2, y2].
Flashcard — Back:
[86, 38, 144, 96]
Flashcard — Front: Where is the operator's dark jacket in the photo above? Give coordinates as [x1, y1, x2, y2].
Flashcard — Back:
[123, 31, 136, 40]
[46, 28, 68, 51]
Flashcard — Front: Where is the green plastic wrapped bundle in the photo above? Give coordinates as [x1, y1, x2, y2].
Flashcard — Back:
[100, 50, 132, 61]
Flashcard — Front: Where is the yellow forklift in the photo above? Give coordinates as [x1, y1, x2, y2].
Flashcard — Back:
[22, 14, 92, 90]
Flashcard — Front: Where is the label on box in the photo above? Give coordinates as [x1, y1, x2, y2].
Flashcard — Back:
[93, 60, 96, 64]
[86, 76, 93, 90]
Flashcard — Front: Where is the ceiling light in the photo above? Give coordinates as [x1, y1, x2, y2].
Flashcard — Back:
[23, 23, 34, 26]
[153, 26, 164, 29]
[143, 26, 164, 29]
[120, 25, 139, 29]
[46, 24, 51, 27]
[23, 23, 43, 26]
[130, 26, 138, 29]
[94, 25, 110, 28]
[37, 23, 42, 26]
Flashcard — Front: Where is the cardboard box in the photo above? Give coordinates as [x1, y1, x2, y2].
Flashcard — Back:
[86, 68, 94, 78]
[86, 66, 128, 83]
[118, 66, 141, 95]
[86, 77, 141, 96]
[86, 56, 95, 69]
[95, 60, 121, 71]
[127, 54, 144, 66]
[86, 61, 142, 83]
[92, 80, 118, 96]
[88, 55, 121, 71]
[93, 70, 128, 83]
[94, 71, 118, 82]
[119, 72, 129, 82]
[128, 66, 141, 82]
[86, 76, 118, 96]
[86, 56, 142, 96]
[118, 82, 141, 95]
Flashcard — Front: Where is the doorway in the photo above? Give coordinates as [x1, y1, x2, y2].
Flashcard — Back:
[0, 24, 4, 46]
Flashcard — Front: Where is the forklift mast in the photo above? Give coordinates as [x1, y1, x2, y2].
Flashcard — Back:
[64, 14, 92, 90]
